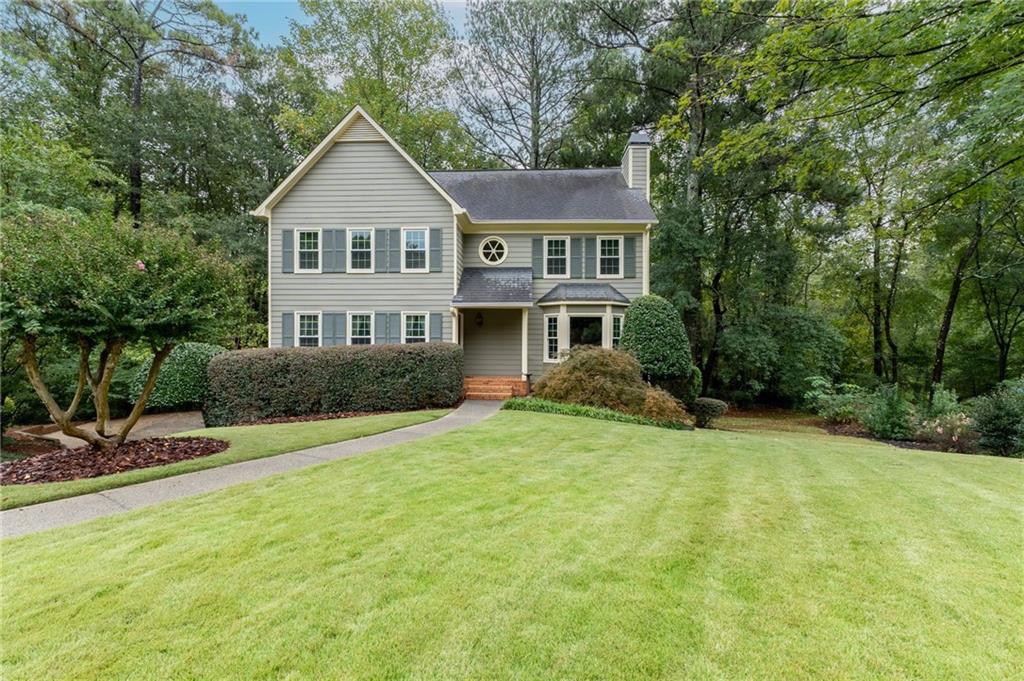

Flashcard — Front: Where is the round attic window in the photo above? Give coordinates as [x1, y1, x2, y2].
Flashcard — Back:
[479, 236, 508, 265]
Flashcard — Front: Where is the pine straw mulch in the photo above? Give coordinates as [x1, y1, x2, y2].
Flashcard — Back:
[1, 436, 229, 485]
[821, 421, 956, 453]
[235, 410, 393, 426]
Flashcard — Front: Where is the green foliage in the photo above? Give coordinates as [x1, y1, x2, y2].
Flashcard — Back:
[621, 295, 697, 382]
[803, 376, 867, 425]
[130, 343, 226, 411]
[502, 397, 691, 430]
[1, 396, 15, 432]
[925, 385, 961, 419]
[968, 381, 1024, 457]
[203, 343, 464, 427]
[0, 205, 241, 347]
[863, 386, 916, 441]
[692, 398, 728, 429]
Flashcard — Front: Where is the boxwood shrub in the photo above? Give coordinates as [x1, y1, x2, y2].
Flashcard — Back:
[204, 343, 463, 426]
[130, 342, 226, 411]
[503, 397, 692, 430]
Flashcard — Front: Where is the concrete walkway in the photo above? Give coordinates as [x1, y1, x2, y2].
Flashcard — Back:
[1, 401, 501, 539]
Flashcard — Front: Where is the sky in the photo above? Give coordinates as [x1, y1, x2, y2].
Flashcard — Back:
[214, 1, 469, 45]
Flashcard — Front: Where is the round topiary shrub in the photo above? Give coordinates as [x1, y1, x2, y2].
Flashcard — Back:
[620, 295, 700, 403]
[130, 342, 226, 411]
[533, 347, 648, 414]
[692, 397, 728, 428]
[969, 380, 1024, 457]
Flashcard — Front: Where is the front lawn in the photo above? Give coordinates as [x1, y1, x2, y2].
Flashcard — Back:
[0, 410, 448, 510]
[3, 412, 1020, 679]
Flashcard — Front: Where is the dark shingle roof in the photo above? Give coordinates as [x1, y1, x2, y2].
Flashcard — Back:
[537, 283, 630, 305]
[452, 268, 534, 306]
[429, 168, 656, 223]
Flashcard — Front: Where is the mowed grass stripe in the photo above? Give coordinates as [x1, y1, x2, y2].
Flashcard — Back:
[2, 412, 1020, 680]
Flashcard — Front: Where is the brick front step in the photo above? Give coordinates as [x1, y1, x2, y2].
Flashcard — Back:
[463, 375, 528, 400]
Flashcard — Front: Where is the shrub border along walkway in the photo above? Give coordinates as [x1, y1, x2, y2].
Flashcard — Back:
[503, 397, 693, 430]
[1, 401, 500, 539]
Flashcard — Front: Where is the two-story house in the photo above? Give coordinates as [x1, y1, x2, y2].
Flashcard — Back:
[253, 106, 657, 398]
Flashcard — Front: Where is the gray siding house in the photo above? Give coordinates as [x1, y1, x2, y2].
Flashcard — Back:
[253, 106, 656, 398]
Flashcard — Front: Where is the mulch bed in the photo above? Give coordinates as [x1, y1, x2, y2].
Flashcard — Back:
[235, 410, 393, 426]
[2, 431, 65, 459]
[0, 437, 229, 485]
[821, 422, 955, 453]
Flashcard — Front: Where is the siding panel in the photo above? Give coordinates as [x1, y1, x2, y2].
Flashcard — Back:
[269, 141, 454, 345]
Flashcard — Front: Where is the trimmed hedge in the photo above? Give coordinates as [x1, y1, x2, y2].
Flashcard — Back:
[204, 343, 463, 427]
[130, 342, 226, 411]
[503, 397, 693, 430]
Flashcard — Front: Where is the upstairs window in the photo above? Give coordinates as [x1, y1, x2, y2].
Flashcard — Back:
[296, 230, 321, 273]
[348, 313, 372, 345]
[403, 312, 427, 343]
[297, 312, 321, 347]
[598, 236, 622, 278]
[402, 227, 428, 273]
[545, 237, 569, 278]
[348, 228, 373, 272]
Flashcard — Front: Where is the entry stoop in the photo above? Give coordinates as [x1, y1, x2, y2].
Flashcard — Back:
[463, 376, 528, 400]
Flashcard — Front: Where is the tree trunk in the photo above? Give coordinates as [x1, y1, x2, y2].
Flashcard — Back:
[883, 224, 908, 385]
[930, 219, 984, 393]
[871, 219, 885, 379]
[114, 343, 174, 444]
[19, 338, 103, 447]
[702, 269, 726, 393]
[128, 54, 144, 228]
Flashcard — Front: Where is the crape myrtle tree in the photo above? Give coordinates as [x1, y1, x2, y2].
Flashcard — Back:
[0, 205, 242, 449]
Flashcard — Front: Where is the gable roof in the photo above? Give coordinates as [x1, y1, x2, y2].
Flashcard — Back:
[429, 168, 656, 223]
[251, 106, 464, 218]
[452, 267, 534, 307]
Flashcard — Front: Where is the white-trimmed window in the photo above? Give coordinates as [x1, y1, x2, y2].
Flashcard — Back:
[544, 315, 560, 362]
[479, 236, 508, 265]
[296, 311, 321, 347]
[348, 228, 374, 272]
[545, 236, 569, 278]
[296, 229, 321, 273]
[612, 315, 623, 348]
[598, 236, 623, 278]
[402, 312, 427, 343]
[402, 227, 428, 273]
[348, 312, 373, 345]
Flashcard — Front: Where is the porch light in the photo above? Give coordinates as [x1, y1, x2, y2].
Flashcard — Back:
[475, 312, 484, 328]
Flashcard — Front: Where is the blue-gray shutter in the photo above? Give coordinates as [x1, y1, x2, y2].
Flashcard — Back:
[388, 312, 401, 343]
[281, 312, 294, 347]
[323, 312, 345, 346]
[323, 230, 345, 273]
[374, 312, 388, 344]
[429, 228, 442, 272]
[374, 230, 388, 273]
[570, 237, 583, 279]
[624, 236, 637, 278]
[282, 230, 294, 273]
[584, 237, 597, 279]
[532, 238, 543, 279]
[429, 312, 442, 341]
[388, 228, 401, 273]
